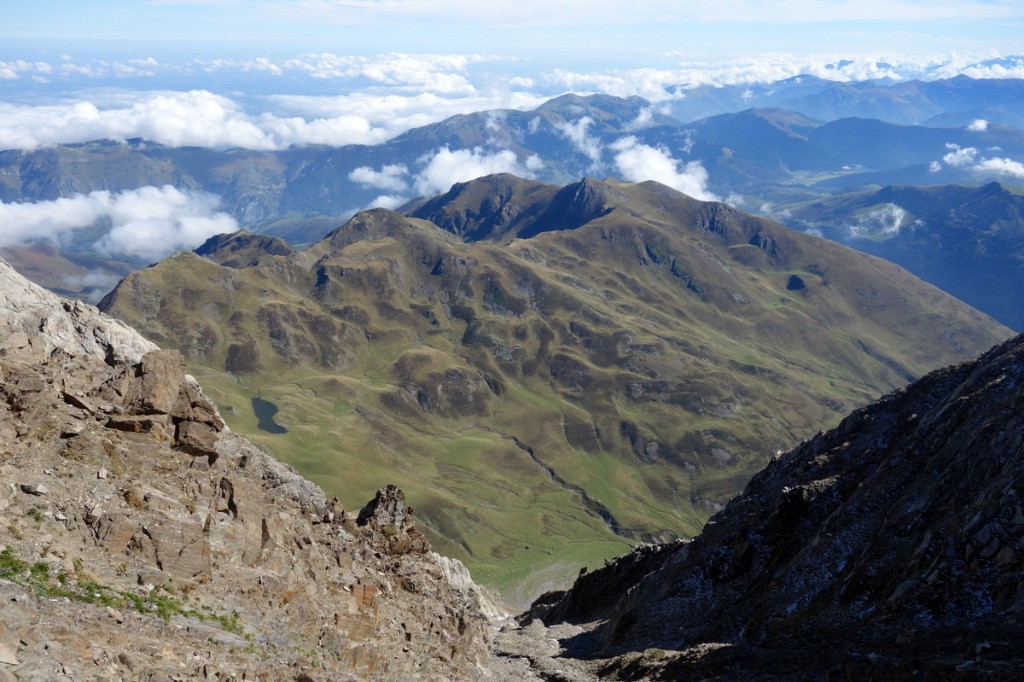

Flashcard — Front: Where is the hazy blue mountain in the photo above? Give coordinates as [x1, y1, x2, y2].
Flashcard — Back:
[785, 182, 1024, 330]
[667, 74, 1024, 128]
[682, 108, 1024, 189]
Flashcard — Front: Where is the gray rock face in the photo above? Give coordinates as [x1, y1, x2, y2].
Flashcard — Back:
[0, 259, 498, 680]
[0, 257, 157, 365]
[519, 332, 1024, 679]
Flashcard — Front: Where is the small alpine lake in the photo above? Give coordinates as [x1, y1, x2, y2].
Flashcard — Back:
[251, 397, 287, 434]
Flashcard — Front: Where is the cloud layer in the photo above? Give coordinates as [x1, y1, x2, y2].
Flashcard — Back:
[845, 203, 918, 239]
[932, 142, 1024, 180]
[347, 146, 542, 205]
[610, 137, 717, 201]
[0, 186, 238, 260]
[1, 51, 1023, 151]
[0, 91, 399, 151]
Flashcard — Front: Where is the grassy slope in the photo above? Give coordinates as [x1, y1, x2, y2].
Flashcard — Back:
[100, 178, 1011, 606]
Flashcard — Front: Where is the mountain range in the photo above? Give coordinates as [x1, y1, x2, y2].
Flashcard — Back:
[666, 74, 1024, 128]
[3, 86, 1023, 254]
[96, 174, 1009, 604]
[4, 71, 1024, 678]
[4, 185, 1023, 678]
[5, 85, 1024, 344]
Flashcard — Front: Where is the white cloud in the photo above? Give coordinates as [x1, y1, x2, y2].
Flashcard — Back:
[544, 53, 1024, 101]
[62, 270, 124, 303]
[268, 89, 549, 139]
[625, 105, 669, 131]
[679, 129, 695, 155]
[348, 163, 410, 192]
[973, 157, 1024, 179]
[240, 57, 283, 76]
[933, 140, 1024, 179]
[0, 60, 53, 81]
[0, 186, 238, 261]
[724, 193, 747, 208]
[553, 116, 604, 169]
[845, 203, 917, 239]
[366, 194, 409, 210]
[412, 147, 537, 196]
[0, 90, 399, 150]
[3, 49, 1023, 154]
[942, 143, 979, 167]
[609, 136, 717, 201]
[278, 52, 486, 94]
[967, 119, 989, 132]
[757, 202, 791, 220]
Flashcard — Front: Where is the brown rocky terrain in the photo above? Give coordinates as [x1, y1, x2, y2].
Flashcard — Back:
[504, 331, 1024, 679]
[0, 258, 502, 680]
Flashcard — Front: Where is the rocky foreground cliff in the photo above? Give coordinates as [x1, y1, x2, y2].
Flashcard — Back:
[502, 332, 1024, 680]
[0, 258, 502, 681]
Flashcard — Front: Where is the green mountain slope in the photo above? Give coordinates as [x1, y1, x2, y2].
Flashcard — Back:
[98, 176, 1010, 605]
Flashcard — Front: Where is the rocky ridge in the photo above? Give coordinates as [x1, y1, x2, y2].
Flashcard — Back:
[507, 331, 1024, 679]
[0, 258, 500, 680]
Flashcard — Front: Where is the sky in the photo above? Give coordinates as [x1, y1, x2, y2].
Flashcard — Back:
[4, 1, 1023, 59]
[1, 0, 1022, 263]
[3, 0, 1023, 151]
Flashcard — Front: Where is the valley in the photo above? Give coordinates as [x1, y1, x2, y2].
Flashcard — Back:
[97, 175, 1009, 603]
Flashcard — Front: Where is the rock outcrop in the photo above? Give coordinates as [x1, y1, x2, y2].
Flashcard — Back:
[0, 259, 498, 680]
[513, 332, 1024, 680]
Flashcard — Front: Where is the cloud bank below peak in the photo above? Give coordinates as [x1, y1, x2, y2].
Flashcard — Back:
[0, 186, 238, 261]
[610, 137, 717, 201]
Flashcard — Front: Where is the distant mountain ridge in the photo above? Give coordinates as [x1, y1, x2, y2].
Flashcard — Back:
[97, 174, 1009, 604]
[786, 182, 1024, 330]
[667, 74, 1024, 128]
[3, 83, 1023, 254]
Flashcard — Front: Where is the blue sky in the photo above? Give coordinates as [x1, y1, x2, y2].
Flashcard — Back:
[5, 0, 1023, 61]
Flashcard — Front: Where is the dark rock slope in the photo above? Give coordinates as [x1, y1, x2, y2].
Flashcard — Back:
[0, 258, 499, 681]
[524, 332, 1024, 680]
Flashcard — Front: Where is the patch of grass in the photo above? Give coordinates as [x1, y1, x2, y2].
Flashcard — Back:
[0, 546, 28, 577]
[0, 547, 246, 635]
